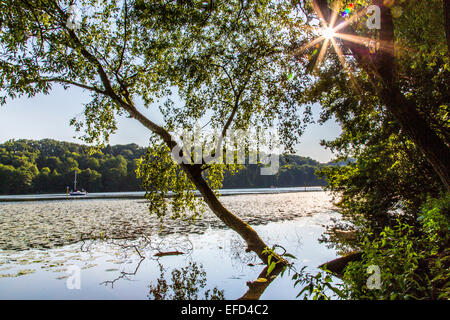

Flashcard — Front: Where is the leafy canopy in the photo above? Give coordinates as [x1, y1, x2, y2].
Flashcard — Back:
[0, 0, 314, 221]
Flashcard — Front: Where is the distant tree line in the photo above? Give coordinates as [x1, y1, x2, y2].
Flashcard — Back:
[0, 139, 327, 195]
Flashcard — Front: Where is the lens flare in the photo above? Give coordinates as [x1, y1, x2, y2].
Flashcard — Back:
[289, 1, 398, 78]
[322, 27, 336, 39]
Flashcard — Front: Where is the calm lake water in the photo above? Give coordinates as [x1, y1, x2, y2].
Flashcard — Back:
[0, 189, 340, 300]
[0, 187, 324, 202]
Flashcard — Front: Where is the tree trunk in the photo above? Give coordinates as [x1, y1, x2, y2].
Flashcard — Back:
[361, 0, 450, 192]
[125, 104, 285, 266]
[238, 263, 285, 300]
[444, 0, 450, 53]
[181, 163, 283, 265]
[378, 86, 450, 192]
[319, 251, 363, 277]
[313, 0, 450, 192]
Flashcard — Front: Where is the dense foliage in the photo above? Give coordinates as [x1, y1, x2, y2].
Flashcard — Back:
[294, 195, 449, 300]
[0, 139, 326, 195]
[0, 139, 145, 194]
[340, 194, 450, 300]
[1, 0, 449, 299]
[289, 0, 450, 300]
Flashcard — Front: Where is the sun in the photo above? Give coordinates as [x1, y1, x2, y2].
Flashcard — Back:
[289, 0, 396, 89]
[322, 27, 336, 40]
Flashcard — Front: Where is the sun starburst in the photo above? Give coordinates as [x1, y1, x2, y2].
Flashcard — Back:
[290, 1, 395, 79]
[322, 27, 336, 39]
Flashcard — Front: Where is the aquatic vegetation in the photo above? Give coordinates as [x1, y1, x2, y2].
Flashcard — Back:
[0, 193, 333, 251]
[0, 269, 35, 278]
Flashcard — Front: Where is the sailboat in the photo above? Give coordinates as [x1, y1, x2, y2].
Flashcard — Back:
[69, 171, 87, 196]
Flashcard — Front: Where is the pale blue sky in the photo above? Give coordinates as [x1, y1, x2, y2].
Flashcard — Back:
[0, 86, 341, 163]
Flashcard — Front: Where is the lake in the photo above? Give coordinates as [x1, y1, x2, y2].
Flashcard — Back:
[0, 190, 341, 299]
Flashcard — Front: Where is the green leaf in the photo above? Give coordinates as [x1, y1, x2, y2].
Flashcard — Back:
[284, 253, 297, 260]
[266, 262, 276, 276]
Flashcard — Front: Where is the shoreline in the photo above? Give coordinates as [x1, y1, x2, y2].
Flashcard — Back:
[0, 186, 325, 203]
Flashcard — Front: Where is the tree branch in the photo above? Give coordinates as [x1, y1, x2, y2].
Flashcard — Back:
[34, 77, 106, 94]
[116, 0, 129, 75]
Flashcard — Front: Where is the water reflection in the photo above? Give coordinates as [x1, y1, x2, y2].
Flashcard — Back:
[0, 213, 339, 299]
[148, 261, 225, 300]
[238, 264, 285, 300]
[90, 230, 284, 300]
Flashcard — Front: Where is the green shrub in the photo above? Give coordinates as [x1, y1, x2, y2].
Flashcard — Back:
[297, 194, 449, 300]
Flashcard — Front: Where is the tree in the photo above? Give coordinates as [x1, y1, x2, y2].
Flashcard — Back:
[60, 156, 79, 173]
[0, 164, 16, 194]
[283, 1, 450, 299]
[0, 0, 306, 265]
[79, 168, 102, 191]
[86, 157, 100, 170]
[33, 166, 52, 193]
[307, 0, 450, 191]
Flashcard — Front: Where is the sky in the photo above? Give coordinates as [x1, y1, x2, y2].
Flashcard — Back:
[0, 86, 341, 163]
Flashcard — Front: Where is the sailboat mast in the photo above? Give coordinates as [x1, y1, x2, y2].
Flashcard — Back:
[74, 171, 77, 191]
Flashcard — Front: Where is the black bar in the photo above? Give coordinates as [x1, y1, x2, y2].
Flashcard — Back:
[0, 300, 446, 319]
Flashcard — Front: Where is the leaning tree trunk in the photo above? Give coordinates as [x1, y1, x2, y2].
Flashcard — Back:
[125, 103, 286, 266]
[181, 163, 275, 264]
[238, 263, 285, 300]
[377, 85, 450, 192]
